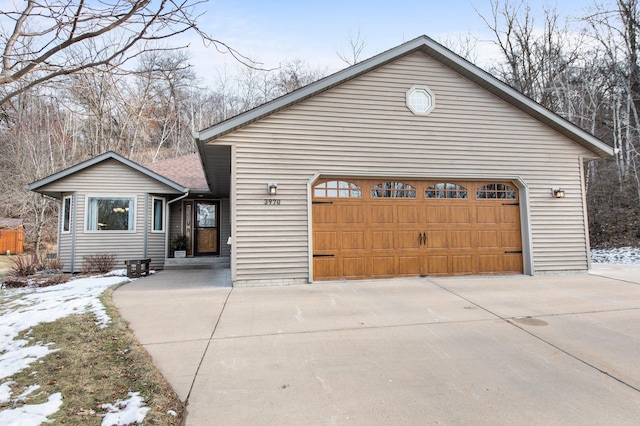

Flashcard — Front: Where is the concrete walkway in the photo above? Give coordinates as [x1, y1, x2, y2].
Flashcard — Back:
[113, 265, 640, 425]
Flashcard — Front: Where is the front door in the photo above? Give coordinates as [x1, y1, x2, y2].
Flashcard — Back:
[195, 201, 219, 255]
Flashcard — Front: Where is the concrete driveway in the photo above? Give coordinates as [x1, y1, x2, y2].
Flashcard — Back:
[113, 265, 640, 425]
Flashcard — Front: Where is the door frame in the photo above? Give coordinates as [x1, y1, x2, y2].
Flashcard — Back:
[183, 199, 221, 256]
[307, 173, 533, 282]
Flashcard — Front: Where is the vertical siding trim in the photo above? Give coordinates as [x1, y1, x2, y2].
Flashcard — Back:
[580, 156, 592, 270]
[516, 180, 534, 275]
[231, 145, 238, 283]
[143, 194, 148, 259]
[71, 193, 76, 272]
[57, 197, 62, 259]
[307, 173, 321, 283]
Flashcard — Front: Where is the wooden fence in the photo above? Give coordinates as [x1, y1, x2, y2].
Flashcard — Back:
[0, 226, 24, 255]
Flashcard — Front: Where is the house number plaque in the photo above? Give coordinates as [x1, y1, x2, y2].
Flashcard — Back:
[264, 199, 281, 205]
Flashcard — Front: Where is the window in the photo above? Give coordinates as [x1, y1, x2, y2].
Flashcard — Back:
[406, 85, 435, 115]
[425, 183, 468, 199]
[86, 196, 135, 231]
[152, 197, 165, 232]
[314, 181, 362, 198]
[62, 196, 72, 233]
[372, 182, 416, 198]
[476, 184, 517, 199]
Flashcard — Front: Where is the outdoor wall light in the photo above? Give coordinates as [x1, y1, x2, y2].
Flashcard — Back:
[552, 188, 566, 198]
[267, 183, 278, 196]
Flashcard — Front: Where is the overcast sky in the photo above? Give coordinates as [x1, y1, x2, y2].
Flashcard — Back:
[177, 0, 598, 86]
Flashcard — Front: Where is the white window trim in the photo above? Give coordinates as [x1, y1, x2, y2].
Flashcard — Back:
[84, 194, 136, 233]
[62, 195, 72, 234]
[151, 196, 166, 233]
[406, 85, 436, 116]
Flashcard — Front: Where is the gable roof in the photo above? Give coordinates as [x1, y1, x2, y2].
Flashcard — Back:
[27, 151, 188, 197]
[197, 35, 613, 158]
[0, 218, 22, 229]
[143, 153, 209, 192]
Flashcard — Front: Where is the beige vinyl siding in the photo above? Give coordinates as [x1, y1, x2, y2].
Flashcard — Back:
[46, 160, 182, 272]
[168, 202, 183, 251]
[147, 196, 166, 270]
[211, 51, 596, 284]
[43, 159, 185, 195]
[73, 194, 146, 271]
[220, 198, 231, 257]
[58, 193, 74, 273]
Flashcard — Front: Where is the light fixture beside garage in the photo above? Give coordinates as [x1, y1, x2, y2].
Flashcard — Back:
[267, 183, 278, 196]
[552, 188, 565, 198]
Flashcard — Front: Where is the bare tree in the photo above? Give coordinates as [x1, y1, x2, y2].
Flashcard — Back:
[0, 0, 251, 109]
[337, 29, 367, 65]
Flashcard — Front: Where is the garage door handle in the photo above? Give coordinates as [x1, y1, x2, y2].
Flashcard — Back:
[418, 232, 427, 246]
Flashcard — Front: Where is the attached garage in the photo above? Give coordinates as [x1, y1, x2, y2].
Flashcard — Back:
[312, 179, 523, 280]
[196, 35, 614, 287]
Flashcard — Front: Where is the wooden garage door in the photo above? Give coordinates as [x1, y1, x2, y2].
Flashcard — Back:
[312, 179, 523, 280]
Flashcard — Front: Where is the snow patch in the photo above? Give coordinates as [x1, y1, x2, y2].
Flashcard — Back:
[101, 392, 149, 426]
[0, 392, 62, 426]
[0, 275, 130, 422]
[591, 247, 640, 265]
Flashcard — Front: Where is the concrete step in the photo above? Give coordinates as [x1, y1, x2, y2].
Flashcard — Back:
[164, 256, 230, 270]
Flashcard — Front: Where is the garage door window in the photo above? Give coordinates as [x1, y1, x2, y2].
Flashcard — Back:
[372, 182, 416, 198]
[476, 184, 517, 199]
[314, 181, 362, 198]
[425, 183, 468, 199]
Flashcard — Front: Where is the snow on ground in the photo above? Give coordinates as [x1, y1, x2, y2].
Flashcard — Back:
[101, 392, 150, 426]
[591, 247, 640, 265]
[0, 271, 148, 425]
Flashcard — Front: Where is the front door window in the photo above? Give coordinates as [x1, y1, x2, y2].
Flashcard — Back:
[194, 201, 219, 255]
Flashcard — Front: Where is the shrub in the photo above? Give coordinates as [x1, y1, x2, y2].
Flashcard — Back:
[1, 278, 28, 288]
[82, 253, 116, 274]
[10, 253, 39, 277]
[47, 257, 64, 271]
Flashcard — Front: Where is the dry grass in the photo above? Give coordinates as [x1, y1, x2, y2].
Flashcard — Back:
[0, 255, 15, 277]
[0, 286, 185, 425]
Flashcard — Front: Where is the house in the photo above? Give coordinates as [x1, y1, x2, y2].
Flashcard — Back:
[29, 35, 612, 285]
[27, 152, 229, 272]
[0, 218, 24, 255]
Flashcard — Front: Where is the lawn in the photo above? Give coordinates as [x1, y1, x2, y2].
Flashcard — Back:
[0, 272, 184, 425]
[0, 255, 14, 277]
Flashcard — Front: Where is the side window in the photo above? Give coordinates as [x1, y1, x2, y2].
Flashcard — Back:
[371, 182, 416, 198]
[425, 183, 468, 199]
[152, 197, 165, 232]
[62, 195, 72, 233]
[476, 184, 517, 199]
[314, 181, 362, 198]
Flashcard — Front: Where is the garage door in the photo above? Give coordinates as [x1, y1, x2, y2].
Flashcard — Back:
[312, 179, 523, 280]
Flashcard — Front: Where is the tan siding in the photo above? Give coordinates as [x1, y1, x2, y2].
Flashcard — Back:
[73, 194, 147, 272]
[168, 202, 183, 252]
[213, 51, 595, 283]
[42, 159, 184, 195]
[220, 198, 231, 257]
[58, 193, 74, 273]
[147, 196, 167, 269]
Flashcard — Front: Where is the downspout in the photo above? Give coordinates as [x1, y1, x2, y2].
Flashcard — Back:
[165, 191, 190, 260]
